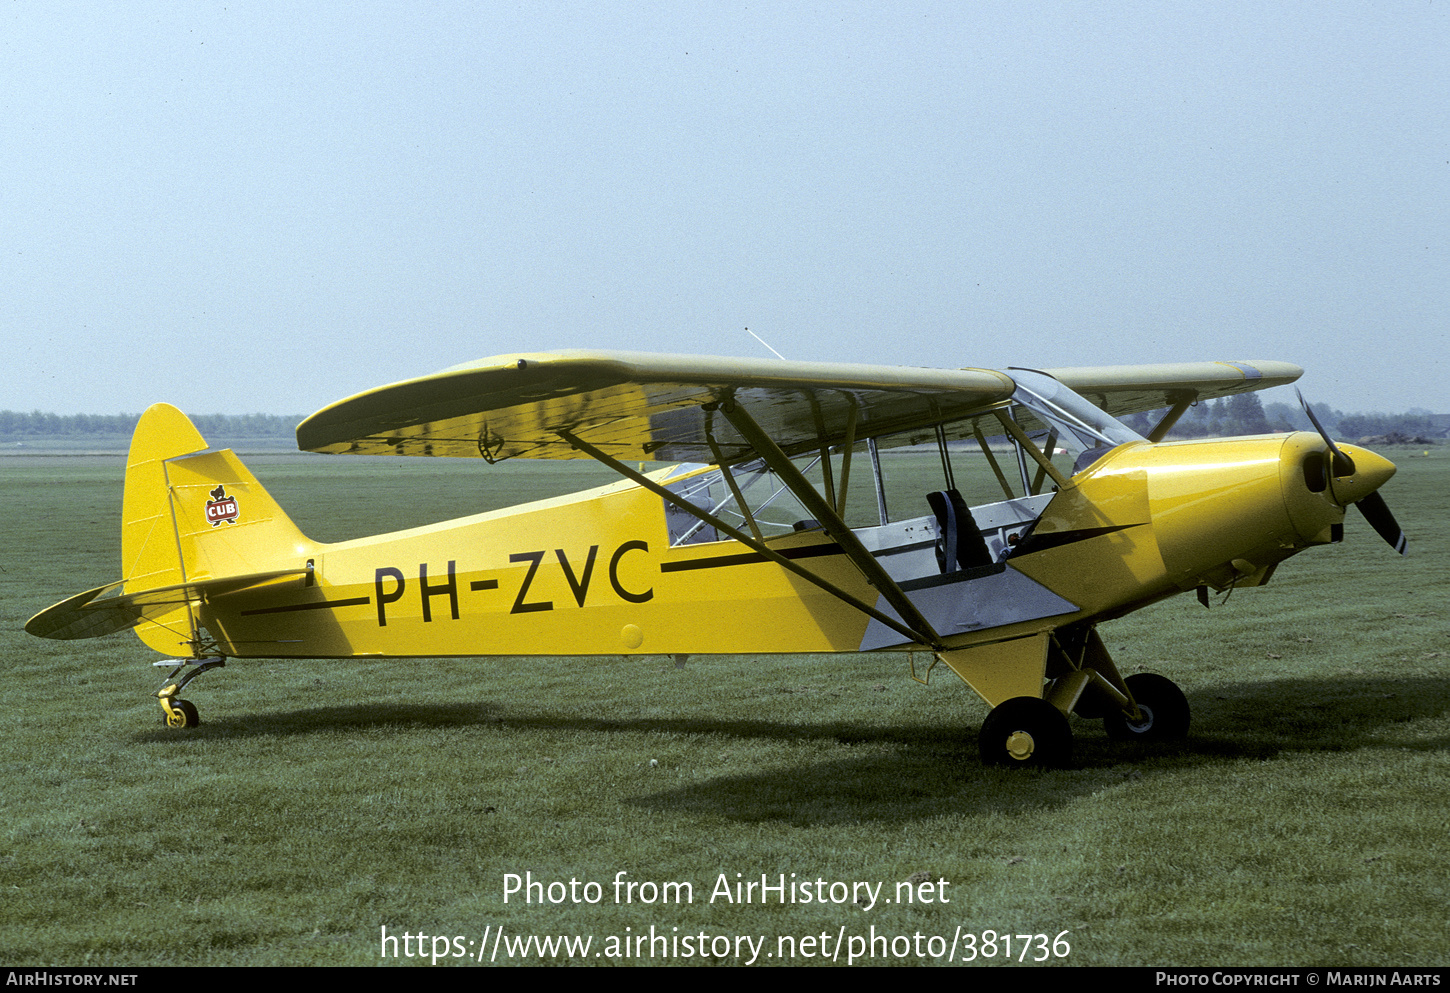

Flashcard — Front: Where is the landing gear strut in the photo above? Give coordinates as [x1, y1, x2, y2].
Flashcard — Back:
[155, 658, 225, 728]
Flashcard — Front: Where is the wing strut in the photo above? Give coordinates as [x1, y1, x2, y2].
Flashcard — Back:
[1147, 392, 1196, 443]
[555, 428, 936, 648]
[993, 409, 1070, 491]
[835, 396, 859, 519]
[809, 396, 837, 512]
[716, 399, 946, 651]
[703, 407, 764, 542]
[973, 419, 1016, 499]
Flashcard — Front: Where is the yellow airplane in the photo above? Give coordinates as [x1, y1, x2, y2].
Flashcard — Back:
[26, 352, 1408, 767]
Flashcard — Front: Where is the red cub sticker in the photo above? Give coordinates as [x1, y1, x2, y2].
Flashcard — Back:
[205, 485, 240, 527]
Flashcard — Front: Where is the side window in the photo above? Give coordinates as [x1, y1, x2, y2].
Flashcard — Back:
[870, 413, 1053, 523]
[663, 461, 815, 546]
[871, 426, 950, 524]
[661, 371, 1144, 548]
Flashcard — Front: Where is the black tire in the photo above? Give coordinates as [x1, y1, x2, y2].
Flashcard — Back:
[979, 697, 1072, 768]
[166, 699, 200, 729]
[1103, 673, 1189, 742]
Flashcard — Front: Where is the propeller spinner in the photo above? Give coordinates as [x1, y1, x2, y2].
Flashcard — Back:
[1296, 389, 1407, 555]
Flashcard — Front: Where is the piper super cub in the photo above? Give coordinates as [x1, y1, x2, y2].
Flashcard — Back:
[26, 352, 1407, 767]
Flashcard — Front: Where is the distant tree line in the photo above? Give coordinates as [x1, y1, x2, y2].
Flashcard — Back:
[0, 411, 303, 438]
[6, 400, 1442, 445]
[1120, 394, 1445, 441]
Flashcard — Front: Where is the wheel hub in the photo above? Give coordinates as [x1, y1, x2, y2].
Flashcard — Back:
[1125, 703, 1155, 734]
[1005, 730, 1035, 761]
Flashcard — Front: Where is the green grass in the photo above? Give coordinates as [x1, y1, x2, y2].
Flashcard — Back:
[1, 447, 1446, 966]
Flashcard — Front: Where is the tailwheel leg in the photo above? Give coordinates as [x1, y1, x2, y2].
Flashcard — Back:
[1102, 673, 1190, 742]
[155, 658, 225, 729]
[979, 697, 1072, 768]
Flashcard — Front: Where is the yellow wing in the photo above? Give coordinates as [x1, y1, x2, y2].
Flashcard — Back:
[296, 351, 1018, 463]
[1037, 360, 1303, 419]
[296, 352, 1303, 462]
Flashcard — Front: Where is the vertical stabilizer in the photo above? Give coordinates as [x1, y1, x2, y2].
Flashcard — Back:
[121, 404, 209, 654]
[122, 404, 209, 592]
[120, 404, 315, 655]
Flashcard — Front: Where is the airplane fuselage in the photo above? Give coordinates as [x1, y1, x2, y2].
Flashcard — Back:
[189, 431, 1388, 663]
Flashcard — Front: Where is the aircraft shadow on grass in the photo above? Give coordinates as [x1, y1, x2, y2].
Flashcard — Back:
[130, 673, 1447, 825]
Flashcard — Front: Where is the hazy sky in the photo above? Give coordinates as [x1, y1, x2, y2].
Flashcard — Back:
[4, 2, 1446, 417]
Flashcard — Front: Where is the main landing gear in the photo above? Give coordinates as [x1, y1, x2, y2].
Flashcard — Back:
[977, 627, 1191, 768]
[978, 672, 1190, 769]
[155, 658, 225, 728]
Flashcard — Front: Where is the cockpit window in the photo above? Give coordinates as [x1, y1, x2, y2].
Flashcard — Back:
[663, 371, 1144, 543]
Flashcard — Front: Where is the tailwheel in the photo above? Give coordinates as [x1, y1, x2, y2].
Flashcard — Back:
[979, 697, 1072, 768]
[154, 657, 223, 729]
[1103, 673, 1189, 742]
[163, 697, 200, 729]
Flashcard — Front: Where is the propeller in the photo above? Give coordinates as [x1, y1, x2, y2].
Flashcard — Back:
[1295, 389, 1354, 477]
[1355, 490, 1408, 555]
[1296, 389, 1407, 555]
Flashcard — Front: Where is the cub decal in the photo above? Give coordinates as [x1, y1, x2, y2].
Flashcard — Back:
[205, 484, 240, 527]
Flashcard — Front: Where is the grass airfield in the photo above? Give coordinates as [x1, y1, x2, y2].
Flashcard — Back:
[1, 449, 1446, 967]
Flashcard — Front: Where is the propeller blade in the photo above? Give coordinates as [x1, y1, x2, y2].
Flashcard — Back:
[1356, 491, 1407, 555]
[1296, 389, 1355, 477]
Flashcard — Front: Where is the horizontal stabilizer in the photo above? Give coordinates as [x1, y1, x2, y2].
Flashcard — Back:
[24, 569, 309, 642]
[23, 582, 130, 640]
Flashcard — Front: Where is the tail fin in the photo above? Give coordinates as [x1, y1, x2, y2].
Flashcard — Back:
[121, 402, 311, 649]
[28, 405, 314, 652]
[126, 404, 315, 653]
[125, 401, 314, 576]
[121, 403, 210, 595]
[152, 447, 313, 583]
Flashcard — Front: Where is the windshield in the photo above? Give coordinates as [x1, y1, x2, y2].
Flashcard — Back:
[1007, 368, 1145, 453]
